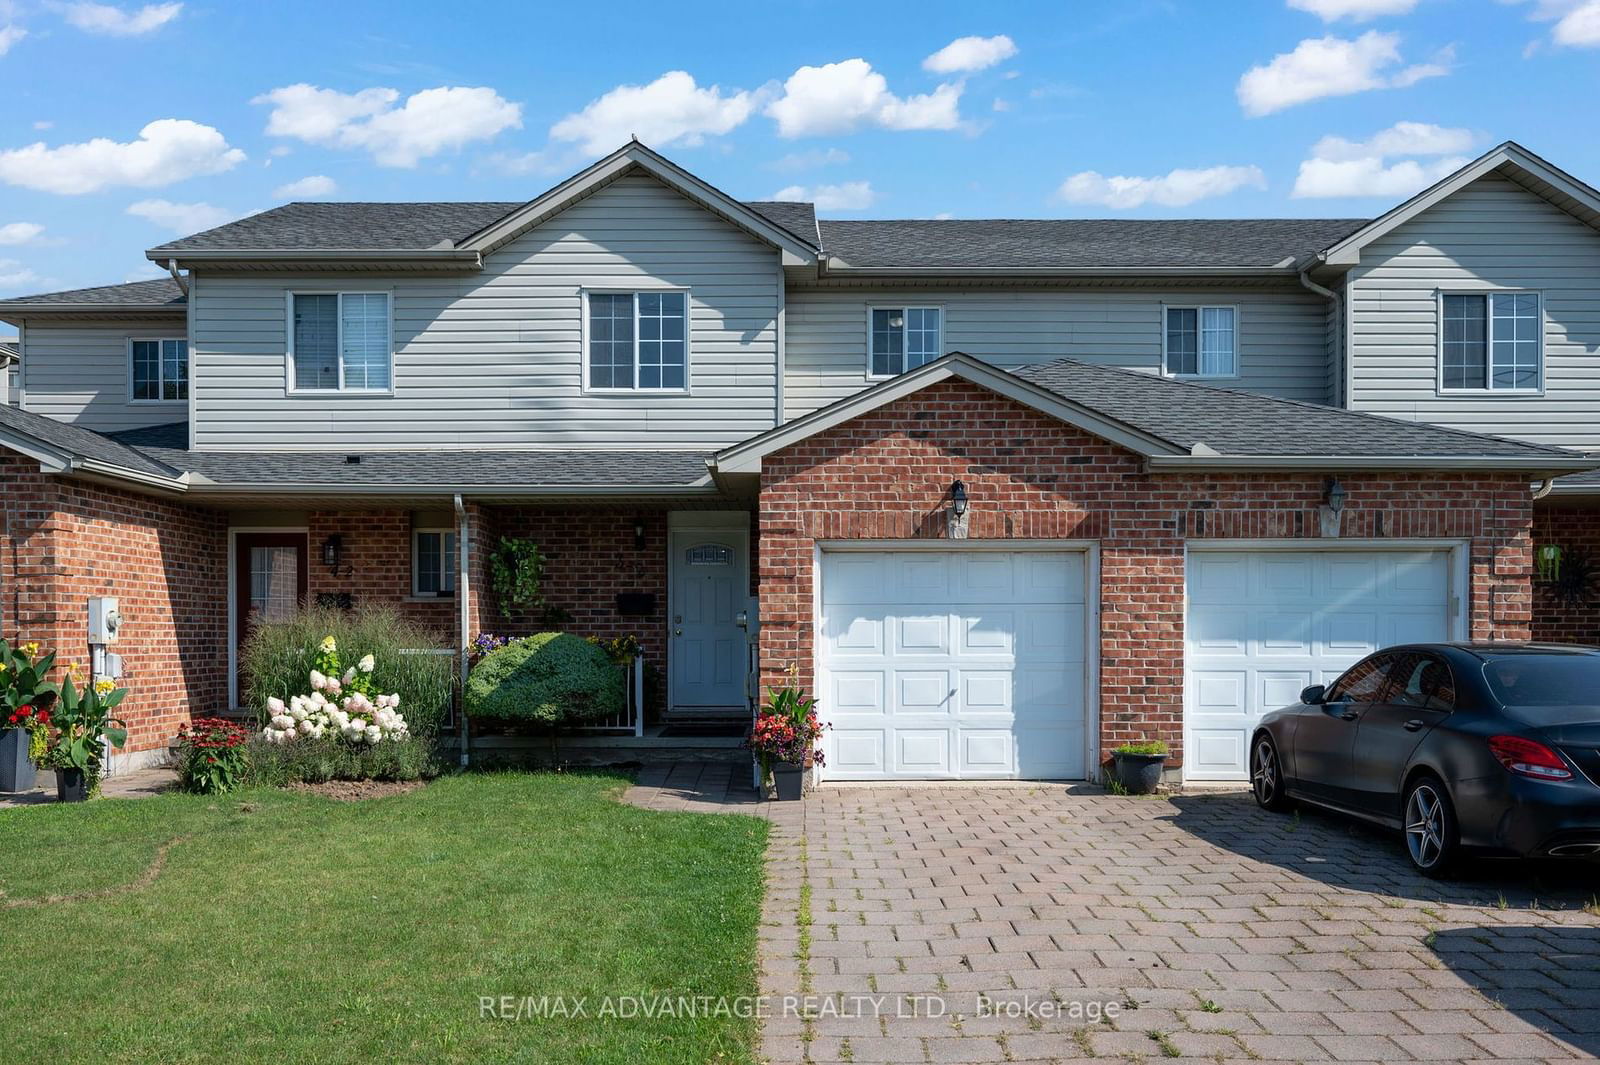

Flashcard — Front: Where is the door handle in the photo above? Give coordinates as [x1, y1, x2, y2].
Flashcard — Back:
[1403, 719, 1424, 732]
[1339, 711, 1359, 721]
[674, 628, 683, 636]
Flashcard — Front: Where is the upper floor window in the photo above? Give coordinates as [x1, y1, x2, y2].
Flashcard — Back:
[412, 528, 457, 597]
[1441, 292, 1542, 392]
[130, 338, 187, 402]
[1164, 306, 1236, 378]
[586, 290, 688, 391]
[869, 307, 942, 378]
[289, 291, 392, 393]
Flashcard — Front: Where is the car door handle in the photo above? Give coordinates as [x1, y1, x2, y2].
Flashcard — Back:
[1339, 711, 1359, 721]
[1403, 719, 1425, 732]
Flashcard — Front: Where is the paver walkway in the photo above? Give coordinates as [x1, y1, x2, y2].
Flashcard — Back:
[0, 765, 177, 808]
[753, 783, 1600, 1065]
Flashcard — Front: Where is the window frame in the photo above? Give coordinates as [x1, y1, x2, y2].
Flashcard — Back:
[410, 527, 458, 599]
[1161, 303, 1240, 380]
[865, 304, 945, 380]
[579, 286, 692, 395]
[1434, 289, 1544, 397]
[283, 289, 395, 397]
[127, 336, 189, 405]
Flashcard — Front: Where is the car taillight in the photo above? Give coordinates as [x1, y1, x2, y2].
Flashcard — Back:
[1488, 735, 1573, 781]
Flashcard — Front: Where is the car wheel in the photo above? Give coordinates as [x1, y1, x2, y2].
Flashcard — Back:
[1251, 734, 1290, 811]
[1403, 774, 1459, 878]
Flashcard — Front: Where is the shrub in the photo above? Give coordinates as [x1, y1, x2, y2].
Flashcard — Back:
[245, 734, 444, 787]
[175, 717, 252, 794]
[240, 605, 454, 738]
[465, 633, 624, 725]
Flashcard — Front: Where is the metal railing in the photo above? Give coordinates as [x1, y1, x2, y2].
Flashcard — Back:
[573, 655, 646, 736]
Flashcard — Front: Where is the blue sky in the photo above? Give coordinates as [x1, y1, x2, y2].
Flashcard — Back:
[1, 0, 1598, 299]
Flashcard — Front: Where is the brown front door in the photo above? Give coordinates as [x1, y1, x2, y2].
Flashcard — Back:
[234, 533, 309, 701]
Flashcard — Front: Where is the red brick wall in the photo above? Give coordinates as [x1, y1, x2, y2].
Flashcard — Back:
[1, 452, 228, 755]
[757, 380, 1535, 767]
[306, 509, 455, 640]
[1532, 505, 1600, 644]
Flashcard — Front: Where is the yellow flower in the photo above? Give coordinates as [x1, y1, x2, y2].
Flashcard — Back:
[94, 678, 116, 698]
[320, 636, 337, 653]
[22, 642, 40, 658]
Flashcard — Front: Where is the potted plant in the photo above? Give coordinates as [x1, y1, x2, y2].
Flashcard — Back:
[0, 638, 57, 793]
[1109, 739, 1169, 796]
[40, 675, 128, 802]
[747, 683, 827, 801]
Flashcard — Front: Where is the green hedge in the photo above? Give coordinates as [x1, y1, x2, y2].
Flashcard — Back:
[465, 632, 624, 725]
[240, 605, 455, 738]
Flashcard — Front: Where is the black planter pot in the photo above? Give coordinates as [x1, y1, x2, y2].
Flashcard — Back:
[0, 727, 36, 793]
[771, 761, 805, 801]
[56, 768, 89, 803]
[1111, 752, 1167, 796]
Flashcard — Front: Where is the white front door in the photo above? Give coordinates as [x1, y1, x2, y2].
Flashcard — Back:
[1184, 547, 1455, 782]
[819, 549, 1090, 780]
[668, 525, 750, 711]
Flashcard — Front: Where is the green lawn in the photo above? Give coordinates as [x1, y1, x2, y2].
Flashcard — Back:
[0, 772, 768, 1065]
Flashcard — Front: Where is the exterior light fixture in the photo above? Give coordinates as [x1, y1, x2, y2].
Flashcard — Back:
[950, 480, 969, 517]
[321, 534, 343, 574]
[633, 516, 647, 551]
[1324, 478, 1346, 516]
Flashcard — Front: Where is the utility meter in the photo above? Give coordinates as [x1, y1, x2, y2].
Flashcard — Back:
[87, 597, 121, 644]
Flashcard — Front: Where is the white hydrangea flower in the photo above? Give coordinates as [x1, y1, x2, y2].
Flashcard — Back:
[358, 654, 375, 673]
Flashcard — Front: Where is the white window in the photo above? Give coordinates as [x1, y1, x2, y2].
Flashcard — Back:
[869, 307, 942, 377]
[1164, 306, 1236, 377]
[412, 529, 457, 597]
[585, 290, 688, 391]
[130, 338, 188, 402]
[1440, 291, 1542, 392]
[288, 292, 392, 392]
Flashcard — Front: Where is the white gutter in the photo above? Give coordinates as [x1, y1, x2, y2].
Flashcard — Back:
[183, 481, 719, 498]
[1145, 455, 1600, 473]
[454, 493, 471, 768]
[820, 261, 1301, 279]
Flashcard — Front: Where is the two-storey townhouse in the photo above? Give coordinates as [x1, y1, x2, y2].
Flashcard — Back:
[1, 140, 1595, 783]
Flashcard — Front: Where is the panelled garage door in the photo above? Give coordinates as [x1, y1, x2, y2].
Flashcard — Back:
[819, 549, 1089, 780]
[1184, 547, 1455, 781]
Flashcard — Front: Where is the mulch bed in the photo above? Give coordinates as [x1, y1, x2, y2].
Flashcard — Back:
[286, 779, 428, 801]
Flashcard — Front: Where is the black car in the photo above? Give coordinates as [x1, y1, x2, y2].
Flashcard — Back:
[1250, 642, 1600, 876]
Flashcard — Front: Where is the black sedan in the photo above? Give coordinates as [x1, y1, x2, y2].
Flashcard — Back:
[1250, 642, 1600, 876]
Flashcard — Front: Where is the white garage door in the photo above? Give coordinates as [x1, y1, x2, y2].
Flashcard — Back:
[1185, 548, 1455, 781]
[818, 549, 1089, 780]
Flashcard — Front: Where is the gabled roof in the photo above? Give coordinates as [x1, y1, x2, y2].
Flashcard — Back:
[0, 277, 187, 314]
[0, 403, 185, 487]
[713, 353, 1596, 477]
[1319, 141, 1600, 267]
[150, 203, 521, 253]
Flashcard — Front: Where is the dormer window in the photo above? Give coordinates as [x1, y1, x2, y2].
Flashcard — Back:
[585, 289, 689, 392]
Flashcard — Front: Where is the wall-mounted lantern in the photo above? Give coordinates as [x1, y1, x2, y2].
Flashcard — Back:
[1324, 477, 1347, 516]
[321, 534, 343, 574]
[1319, 478, 1347, 537]
[633, 516, 647, 551]
[948, 480, 970, 540]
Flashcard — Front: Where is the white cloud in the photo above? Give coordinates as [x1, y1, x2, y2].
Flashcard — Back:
[0, 119, 245, 194]
[768, 147, 850, 171]
[1292, 121, 1476, 197]
[766, 58, 963, 137]
[771, 180, 875, 210]
[273, 174, 337, 199]
[1521, 0, 1600, 46]
[549, 70, 759, 156]
[0, 258, 42, 288]
[0, 222, 43, 245]
[31, 120, 51, 130]
[0, 23, 24, 55]
[923, 34, 1018, 74]
[1286, 0, 1420, 20]
[126, 199, 236, 233]
[1056, 165, 1266, 208]
[1236, 31, 1450, 116]
[254, 83, 522, 167]
[61, 2, 182, 36]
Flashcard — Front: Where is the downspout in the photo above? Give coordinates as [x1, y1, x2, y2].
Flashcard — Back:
[1533, 478, 1555, 501]
[1297, 265, 1341, 406]
[166, 259, 189, 296]
[454, 493, 471, 767]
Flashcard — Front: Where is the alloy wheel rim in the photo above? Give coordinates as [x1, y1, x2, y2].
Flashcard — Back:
[1252, 740, 1277, 802]
[1406, 785, 1444, 868]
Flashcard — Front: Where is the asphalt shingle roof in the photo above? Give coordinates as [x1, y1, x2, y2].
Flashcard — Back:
[0, 404, 182, 478]
[149, 203, 524, 253]
[745, 201, 820, 247]
[818, 218, 1370, 269]
[0, 277, 186, 308]
[1010, 358, 1578, 460]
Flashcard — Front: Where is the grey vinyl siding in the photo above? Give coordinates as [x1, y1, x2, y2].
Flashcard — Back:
[1347, 173, 1600, 450]
[21, 320, 187, 431]
[783, 286, 1332, 420]
[190, 172, 781, 450]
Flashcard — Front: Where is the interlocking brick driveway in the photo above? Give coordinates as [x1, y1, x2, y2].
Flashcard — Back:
[757, 785, 1600, 1064]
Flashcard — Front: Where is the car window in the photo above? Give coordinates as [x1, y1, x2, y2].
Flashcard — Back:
[1388, 653, 1456, 712]
[1484, 655, 1600, 709]
[1327, 655, 1394, 703]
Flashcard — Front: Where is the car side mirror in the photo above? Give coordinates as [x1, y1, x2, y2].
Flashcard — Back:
[1300, 684, 1326, 705]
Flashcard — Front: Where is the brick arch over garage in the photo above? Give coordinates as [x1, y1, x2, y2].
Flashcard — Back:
[756, 378, 1535, 771]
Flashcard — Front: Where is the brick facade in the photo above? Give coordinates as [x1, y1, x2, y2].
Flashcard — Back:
[757, 379, 1536, 768]
[1, 451, 228, 757]
[1532, 504, 1600, 644]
